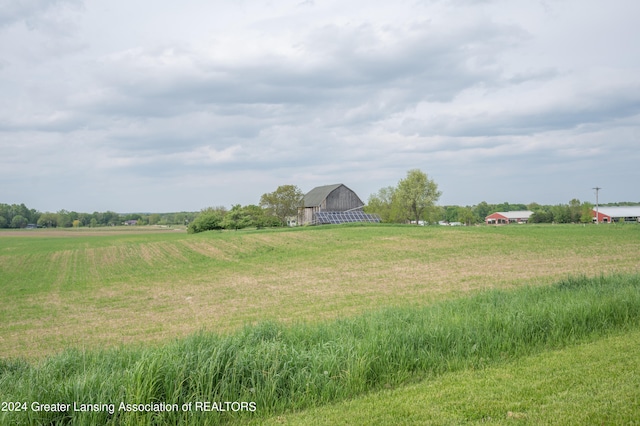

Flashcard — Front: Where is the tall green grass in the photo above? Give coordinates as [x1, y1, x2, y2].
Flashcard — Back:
[1, 274, 639, 425]
[258, 327, 640, 425]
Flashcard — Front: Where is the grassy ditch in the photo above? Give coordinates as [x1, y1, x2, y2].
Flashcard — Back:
[1, 273, 639, 425]
[258, 327, 640, 425]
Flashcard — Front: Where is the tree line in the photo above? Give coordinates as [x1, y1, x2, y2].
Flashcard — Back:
[187, 185, 304, 233]
[0, 186, 305, 233]
[433, 200, 596, 225]
[0, 204, 199, 229]
[364, 171, 633, 225]
[366, 196, 602, 225]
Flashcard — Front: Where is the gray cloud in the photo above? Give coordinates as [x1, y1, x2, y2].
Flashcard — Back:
[1, 0, 639, 212]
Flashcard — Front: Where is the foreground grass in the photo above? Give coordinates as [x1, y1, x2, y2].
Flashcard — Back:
[1, 224, 639, 358]
[1, 274, 639, 425]
[258, 328, 640, 425]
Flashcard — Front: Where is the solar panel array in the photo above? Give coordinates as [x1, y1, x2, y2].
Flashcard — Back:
[315, 211, 381, 224]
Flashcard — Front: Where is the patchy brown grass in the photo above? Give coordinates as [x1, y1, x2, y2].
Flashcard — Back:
[179, 240, 231, 260]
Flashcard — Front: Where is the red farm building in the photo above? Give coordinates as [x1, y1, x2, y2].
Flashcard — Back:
[592, 206, 640, 223]
[485, 211, 533, 225]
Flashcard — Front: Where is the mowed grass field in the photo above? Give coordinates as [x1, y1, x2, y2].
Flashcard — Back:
[1, 224, 639, 359]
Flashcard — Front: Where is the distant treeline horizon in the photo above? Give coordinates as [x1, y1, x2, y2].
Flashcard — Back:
[2, 200, 639, 229]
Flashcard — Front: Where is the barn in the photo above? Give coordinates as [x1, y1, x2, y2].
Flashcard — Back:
[485, 211, 533, 225]
[592, 206, 640, 223]
[298, 184, 380, 225]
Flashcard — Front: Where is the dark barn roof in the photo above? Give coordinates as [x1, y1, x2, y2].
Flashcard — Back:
[303, 184, 344, 207]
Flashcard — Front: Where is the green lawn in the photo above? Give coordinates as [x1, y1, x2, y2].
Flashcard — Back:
[254, 328, 640, 425]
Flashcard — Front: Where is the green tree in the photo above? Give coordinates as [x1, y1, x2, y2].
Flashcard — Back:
[580, 202, 594, 224]
[37, 212, 58, 228]
[422, 205, 443, 224]
[57, 210, 73, 228]
[77, 213, 91, 227]
[259, 185, 303, 226]
[551, 204, 570, 223]
[0, 203, 35, 226]
[54, 210, 80, 227]
[148, 214, 161, 225]
[458, 207, 475, 226]
[396, 169, 441, 224]
[101, 211, 121, 226]
[10, 215, 27, 228]
[529, 208, 553, 223]
[444, 206, 459, 223]
[365, 186, 402, 223]
[568, 198, 582, 223]
[473, 201, 492, 223]
[0, 204, 9, 227]
[222, 204, 250, 230]
[527, 202, 542, 211]
[240, 205, 275, 229]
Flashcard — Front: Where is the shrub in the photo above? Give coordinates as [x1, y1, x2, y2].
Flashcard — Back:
[188, 209, 225, 234]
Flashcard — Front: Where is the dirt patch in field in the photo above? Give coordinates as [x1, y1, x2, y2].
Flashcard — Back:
[179, 240, 231, 260]
[137, 242, 189, 264]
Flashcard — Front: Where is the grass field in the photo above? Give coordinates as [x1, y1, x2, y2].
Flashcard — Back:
[1, 224, 638, 359]
[1, 223, 639, 424]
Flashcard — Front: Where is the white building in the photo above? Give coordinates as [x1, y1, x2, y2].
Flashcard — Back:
[592, 206, 640, 223]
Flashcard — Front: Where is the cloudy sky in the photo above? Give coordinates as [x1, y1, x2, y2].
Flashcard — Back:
[1, 0, 639, 213]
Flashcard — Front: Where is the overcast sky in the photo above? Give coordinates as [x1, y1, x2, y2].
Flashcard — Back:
[1, 0, 639, 213]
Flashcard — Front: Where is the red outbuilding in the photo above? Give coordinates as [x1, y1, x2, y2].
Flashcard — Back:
[485, 211, 533, 225]
[592, 207, 640, 223]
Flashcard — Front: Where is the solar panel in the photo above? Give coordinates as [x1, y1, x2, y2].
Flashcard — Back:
[315, 211, 381, 224]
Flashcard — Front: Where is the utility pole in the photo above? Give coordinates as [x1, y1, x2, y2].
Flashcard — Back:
[593, 187, 601, 224]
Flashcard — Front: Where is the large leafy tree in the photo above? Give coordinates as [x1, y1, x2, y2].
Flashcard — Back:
[241, 204, 281, 228]
[10, 215, 27, 228]
[222, 204, 253, 230]
[458, 207, 475, 226]
[396, 169, 441, 224]
[259, 185, 303, 226]
[473, 201, 491, 223]
[580, 202, 594, 224]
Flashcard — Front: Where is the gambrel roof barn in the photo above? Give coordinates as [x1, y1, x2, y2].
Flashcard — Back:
[298, 184, 379, 225]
